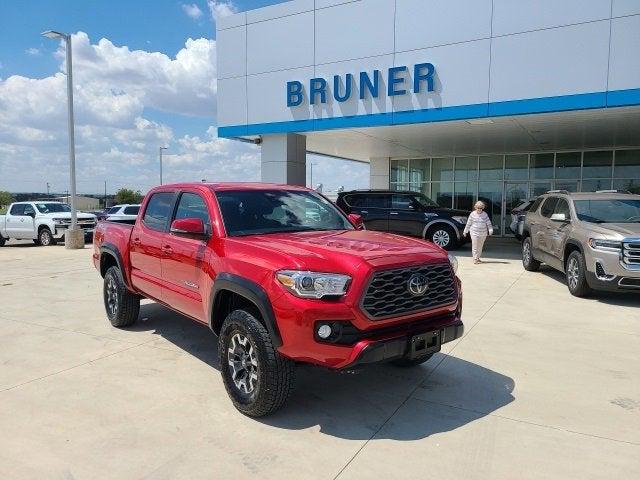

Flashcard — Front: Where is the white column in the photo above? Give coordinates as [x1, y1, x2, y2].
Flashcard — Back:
[369, 157, 390, 189]
[260, 133, 307, 186]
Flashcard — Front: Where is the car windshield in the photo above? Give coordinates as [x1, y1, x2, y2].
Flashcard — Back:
[574, 199, 640, 223]
[35, 203, 71, 213]
[107, 206, 121, 214]
[216, 190, 354, 236]
[412, 194, 439, 208]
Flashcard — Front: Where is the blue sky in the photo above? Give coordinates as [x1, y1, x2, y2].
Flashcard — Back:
[0, 0, 368, 194]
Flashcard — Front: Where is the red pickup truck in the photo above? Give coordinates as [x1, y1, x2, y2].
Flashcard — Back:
[93, 183, 463, 416]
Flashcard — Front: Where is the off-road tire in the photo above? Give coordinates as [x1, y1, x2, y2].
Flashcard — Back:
[566, 251, 592, 297]
[219, 309, 294, 417]
[522, 237, 540, 272]
[103, 266, 140, 327]
[38, 227, 56, 246]
[391, 353, 434, 367]
[426, 224, 458, 251]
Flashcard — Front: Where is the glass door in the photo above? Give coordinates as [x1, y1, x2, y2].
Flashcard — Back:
[503, 182, 529, 237]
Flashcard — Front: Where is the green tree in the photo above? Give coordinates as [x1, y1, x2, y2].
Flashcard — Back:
[0, 191, 14, 213]
[115, 188, 143, 204]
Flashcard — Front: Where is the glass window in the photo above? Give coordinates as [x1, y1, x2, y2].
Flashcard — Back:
[530, 182, 552, 197]
[409, 159, 430, 183]
[345, 194, 390, 209]
[453, 181, 476, 211]
[392, 194, 417, 211]
[555, 152, 581, 179]
[123, 206, 140, 215]
[574, 199, 640, 223]
[143, 192, 175, 231]
[390, 159, 409, 183]
[419, 183, 431, 198]
[614, 150, 640, 178]
[431, 157, 454, 182]
[23, 204, 35, 216]
[540, 197, 559, 218]
[9, 204, 25, 215]
[174, 193, 211, 230]
[614, 178, 640, 195]
[215, 190, 353, 236]
[478, 181, 502, 235]
[431, 182, 453, 208]
[505, 154, 528, 180]
[107, 206, 121, 214]
[390, 183, 408, 192]
[530, 153, 554, 179]
[583, 151, 612, 178]
[35, 203, 70, 213]
[553, 199, 571, 219]
[529, 197, 544, 213]
[454, 156, 478, 181]
[479, 155, 503, 180]
[554, 181, 579, 192]
[581, 179, 612, 192]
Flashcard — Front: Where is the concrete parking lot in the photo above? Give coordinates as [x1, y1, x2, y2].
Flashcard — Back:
[0, 238, 638, 480]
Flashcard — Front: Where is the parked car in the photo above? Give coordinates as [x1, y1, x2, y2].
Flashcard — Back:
[521, 190, 640, 296]
[0, 201, 96, 246]
[105, 204, 140, 223]
[93, 183, 463, 416]
[509, 198, 537, 240]
[336, 190, 470, 250]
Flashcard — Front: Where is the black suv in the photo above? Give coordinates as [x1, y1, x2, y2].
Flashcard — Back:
[336, 190, 469, 250]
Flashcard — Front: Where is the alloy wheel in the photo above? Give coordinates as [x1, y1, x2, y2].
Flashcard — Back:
[227, 333, 259, 395]
[432, 230, 450, 248]
[106, 276, 118, 316]
[567, 257, 579, 290]
[523, 241, 531, 264]
[41, 231, 51, 246]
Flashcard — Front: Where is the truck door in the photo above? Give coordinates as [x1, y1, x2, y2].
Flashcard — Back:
[161, 191, 212, 322]
[534, 197, 558, 254]
[6, 204, 35, 239]
[130, 191, 176, 301]
[346, 193, 389, 232]
[547, 198, 573, 266]
[389, 194, 423, 236]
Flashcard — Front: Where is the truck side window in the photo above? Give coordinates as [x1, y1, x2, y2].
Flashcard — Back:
[123, 206, 140, 215]
[391, 194, 416, 210]
[540, 197, 559, 218]
[529, 197, 544, 213]
[9, 204, 25, 215]
[23, 205, 35, 216]
[174, 193, 211, 230]
[143, 193, 174, 231]
[554, 199, 571, 219]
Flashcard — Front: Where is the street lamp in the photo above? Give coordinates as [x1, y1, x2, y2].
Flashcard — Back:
[42, 30, 83, 249]
[159, 146, 168, 185]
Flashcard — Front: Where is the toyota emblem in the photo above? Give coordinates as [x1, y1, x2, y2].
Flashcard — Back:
[407, 273, 429, 296]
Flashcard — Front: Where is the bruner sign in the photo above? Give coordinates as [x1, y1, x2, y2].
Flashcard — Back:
[286, 63, 436, 107]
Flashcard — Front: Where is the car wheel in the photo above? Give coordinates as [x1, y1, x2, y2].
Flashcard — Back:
[566, 251, 592, 297]
[103, 266, 140, 327]
[427, 225, 457, 251]
[38, 228, 56, 246]
[219, 309, 295, 417]
[522, 237, 540, 271]
[391, 353, 434, 367]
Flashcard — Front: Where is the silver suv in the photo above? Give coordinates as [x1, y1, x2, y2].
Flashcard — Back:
[521, 190, 640, 296]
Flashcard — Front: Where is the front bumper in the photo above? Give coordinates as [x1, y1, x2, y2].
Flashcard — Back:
[585, 246, 640, 292]
[53, 225, 95, 238]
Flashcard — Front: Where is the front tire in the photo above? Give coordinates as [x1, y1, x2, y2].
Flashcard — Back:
[38, 228, 56, 246]
[219, 309, 294, 417]
[426, 225, 458, 251]
[391, 353, 434, 367]
[522, 237, 540, 271]
[0, 236, 5, 247]
[566, 251, 592, 297]
[103, 266, 140, 327]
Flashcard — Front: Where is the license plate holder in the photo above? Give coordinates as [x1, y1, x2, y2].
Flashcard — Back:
[408, 331, 441, 359]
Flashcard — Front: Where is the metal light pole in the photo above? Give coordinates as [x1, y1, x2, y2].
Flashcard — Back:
[159, 146, 168, 185]
[42, 30, 83, 248]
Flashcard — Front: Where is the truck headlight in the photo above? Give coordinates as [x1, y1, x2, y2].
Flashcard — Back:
[276, 270, 351, 299]
[451, 216, 468, 224]
[588, 239, 621, 251]
[448, 254, 458, 274]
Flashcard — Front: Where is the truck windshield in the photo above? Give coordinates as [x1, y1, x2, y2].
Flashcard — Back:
[216, 190, 354, 236]
[35, 203, 71, 214]
[574, 199, 640, 223]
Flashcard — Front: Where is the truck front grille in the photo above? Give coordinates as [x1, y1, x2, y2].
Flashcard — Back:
[361, 263, 457, 320]
[622, 239, 640, 269]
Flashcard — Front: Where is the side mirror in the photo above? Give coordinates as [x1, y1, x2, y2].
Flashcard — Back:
[348, 213, 365, 230]
[170, 217, 206, 236]
[26, 211, 35, 218]
[550, 213, 568, 222]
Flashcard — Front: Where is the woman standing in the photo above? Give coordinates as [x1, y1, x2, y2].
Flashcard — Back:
[464, 201, 494, 264]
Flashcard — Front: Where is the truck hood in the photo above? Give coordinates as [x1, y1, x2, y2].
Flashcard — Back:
[40, 212, 96, 220]
[584, 222, 640, 238]
[230, 229, 448, 273]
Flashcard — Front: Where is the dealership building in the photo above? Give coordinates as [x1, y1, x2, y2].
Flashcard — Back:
[216, 0, 640, 235]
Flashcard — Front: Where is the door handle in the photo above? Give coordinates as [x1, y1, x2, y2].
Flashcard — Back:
[132, 237, 141, 246]
[162, 245, 173, 255]
[390, 211, 399, 215]
[360, 210, 368, 214]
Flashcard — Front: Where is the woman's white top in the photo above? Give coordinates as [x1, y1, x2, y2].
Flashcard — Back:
[464, 211, 494, 237]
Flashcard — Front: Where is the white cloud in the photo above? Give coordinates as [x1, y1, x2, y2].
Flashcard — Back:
[182, 3, 203, 19]
[25, 47, 41, 56]
[207, 0, 238, 22]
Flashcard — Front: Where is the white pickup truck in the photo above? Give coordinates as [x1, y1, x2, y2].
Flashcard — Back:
[0, 201, 96, 246]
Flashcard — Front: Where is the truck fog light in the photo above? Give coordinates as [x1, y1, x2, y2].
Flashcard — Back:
[317, 324, 332, 339]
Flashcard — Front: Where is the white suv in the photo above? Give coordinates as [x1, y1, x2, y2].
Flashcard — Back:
[105, 204, 140, 222]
